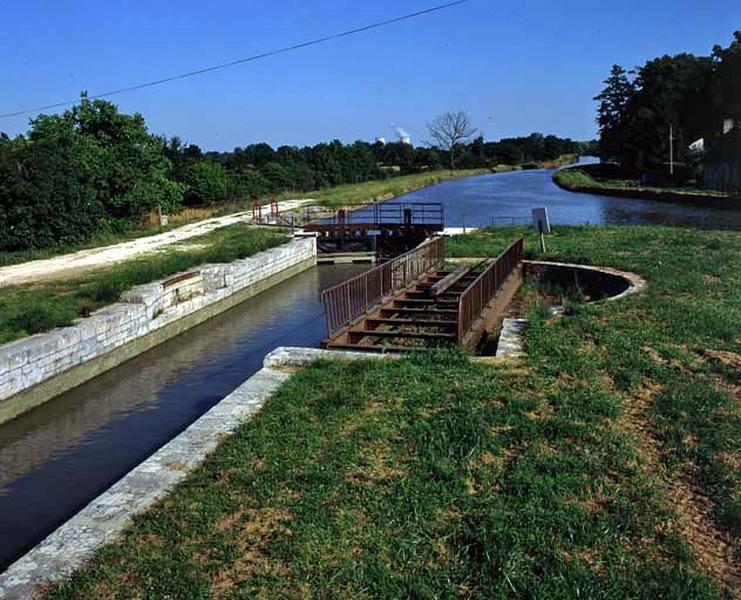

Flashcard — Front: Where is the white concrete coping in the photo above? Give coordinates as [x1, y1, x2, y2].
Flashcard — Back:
[0, 366, 290, 599]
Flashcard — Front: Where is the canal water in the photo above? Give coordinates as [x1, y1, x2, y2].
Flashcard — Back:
[386, 158, 741, 230]
[2, 164, 739, 573]
[0, 263, 366, 571]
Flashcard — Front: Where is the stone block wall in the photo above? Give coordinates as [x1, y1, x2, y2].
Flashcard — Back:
[0, 237, 316, 422]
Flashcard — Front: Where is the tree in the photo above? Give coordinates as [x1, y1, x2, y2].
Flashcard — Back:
[594, 65, 636, 161]
[183, 160, 227, 205]
[260, 162, 293, 193]
[595, 66, 635, 132]
[427, 111, 478, 169]
[0, 135, 103, 250]
[28, 95, 183, 217]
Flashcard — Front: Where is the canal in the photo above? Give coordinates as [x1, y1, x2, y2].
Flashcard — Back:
[393, 158, 741, 230]
[0, 263, 365, 571]
[2, 162, 739, 572]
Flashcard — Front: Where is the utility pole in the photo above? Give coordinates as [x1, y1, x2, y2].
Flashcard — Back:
[669, 123, 674, 176]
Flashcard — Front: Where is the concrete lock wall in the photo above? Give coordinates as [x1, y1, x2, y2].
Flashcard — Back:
[0, 237, 317, 425]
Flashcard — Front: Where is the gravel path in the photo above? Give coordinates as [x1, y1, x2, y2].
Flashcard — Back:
[0, 200, 313, 287]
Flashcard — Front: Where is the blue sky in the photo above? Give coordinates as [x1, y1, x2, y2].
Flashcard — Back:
[0, 0, 737, 150]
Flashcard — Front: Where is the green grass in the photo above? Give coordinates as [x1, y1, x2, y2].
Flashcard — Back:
[553, 167, 730, 198]
[0, 225, 288, 344]
[309, 168, 495, 208]
[43, 225, 739, 598]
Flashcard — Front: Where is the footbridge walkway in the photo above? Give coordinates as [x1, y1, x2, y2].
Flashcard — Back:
[320, 236, 524, 351]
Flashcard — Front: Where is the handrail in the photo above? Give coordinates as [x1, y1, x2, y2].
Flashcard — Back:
[321, 236, 444, 338]
[307, 202, 444, 228]
[457, 237, 524, 342]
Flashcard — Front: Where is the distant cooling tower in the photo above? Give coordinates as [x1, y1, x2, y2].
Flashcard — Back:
[391, 123, 412, 146]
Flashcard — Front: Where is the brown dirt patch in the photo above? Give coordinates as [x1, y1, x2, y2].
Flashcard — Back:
[345, 442, 407, 486]
[715, 452, 741, 471]
[364, 400, 385, 414]
[642, 346, 696, 373]
[213, 508, 247, 534]
[210, 507, 293, 599]
[345, 463, 407, 486]
[433, 539, 451, 566]
[563, 546, 605, 574]
[699, 348, 741, 371]
[616, 382, 739, 593]
[164, 460, 190, 472]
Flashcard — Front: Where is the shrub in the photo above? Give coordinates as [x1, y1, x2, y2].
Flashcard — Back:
[183, 160, 228, 205]
[0, 137, 104, 251]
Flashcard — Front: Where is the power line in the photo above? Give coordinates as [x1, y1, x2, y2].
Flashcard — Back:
[0, 0, 469, 120]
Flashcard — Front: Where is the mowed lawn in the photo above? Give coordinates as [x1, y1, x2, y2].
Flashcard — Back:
[45, 226, 739, 599]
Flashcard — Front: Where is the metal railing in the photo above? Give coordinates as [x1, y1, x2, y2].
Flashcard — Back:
[311, 202, 444, 228]
[457, 237, 523, 342]
[321, 236, 444, 338]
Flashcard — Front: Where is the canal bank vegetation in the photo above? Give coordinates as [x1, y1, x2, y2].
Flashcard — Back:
[553, 164, 733, 202]
[44, 225, 739, 598]
[0, 225, 288, 344]
[0, 155, 574, 270]
[593, 31, 740, 193]
[310, 167, 498, 208]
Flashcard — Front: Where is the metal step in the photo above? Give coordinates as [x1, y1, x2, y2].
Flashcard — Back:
[393, 298, 458, 307]
[324, 342, 423, 353]
[349, 329, 456, 340]
[364, 318, 458, 328]
[379, 307, 458, 317]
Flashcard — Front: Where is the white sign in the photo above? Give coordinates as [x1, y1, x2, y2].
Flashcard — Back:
[531, 207, 551, 234]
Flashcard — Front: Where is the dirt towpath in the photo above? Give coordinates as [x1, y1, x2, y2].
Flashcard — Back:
[0, 199, 313, 287]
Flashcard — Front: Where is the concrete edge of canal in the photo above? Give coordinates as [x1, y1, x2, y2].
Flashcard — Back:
[0, 237, 317, 426]
[0, 346, 390, 598]
[0, 363, 293, 599]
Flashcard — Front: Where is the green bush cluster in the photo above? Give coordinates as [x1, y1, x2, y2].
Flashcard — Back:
[0, 96, 184, 251]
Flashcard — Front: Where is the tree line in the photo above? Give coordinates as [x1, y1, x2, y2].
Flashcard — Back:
[594, 31, 740, 181]
[0, 97, 590, 252]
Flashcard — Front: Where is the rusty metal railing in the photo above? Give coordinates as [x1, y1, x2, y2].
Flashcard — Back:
[321, 236, 444, 338]
[457, 237, 524, 342]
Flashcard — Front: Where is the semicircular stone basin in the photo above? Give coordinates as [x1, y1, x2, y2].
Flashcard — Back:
[522, 260, 645, 303]
[490, 261, 645, 359]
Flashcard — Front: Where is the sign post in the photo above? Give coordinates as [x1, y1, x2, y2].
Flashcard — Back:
[531, 207, 551, 253]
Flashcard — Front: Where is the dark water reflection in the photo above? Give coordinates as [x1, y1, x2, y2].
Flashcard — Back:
[0, 264, 366, 570]
[383, 158, 741, 230]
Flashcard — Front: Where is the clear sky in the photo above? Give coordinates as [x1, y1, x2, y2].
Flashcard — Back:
[0, 0, 737, 150]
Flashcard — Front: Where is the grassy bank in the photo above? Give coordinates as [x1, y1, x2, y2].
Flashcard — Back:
[309, 168, 496, 208]
[0, 225, 288, 345]
[554, 166, 731, 201]
[521, 153, 578, 170]
[45, 226, 739, 598]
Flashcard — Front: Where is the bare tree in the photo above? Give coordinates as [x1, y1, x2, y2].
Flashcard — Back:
[427, 111, 478, 169]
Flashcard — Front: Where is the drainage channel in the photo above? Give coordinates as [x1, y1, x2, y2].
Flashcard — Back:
[0, 263, 367, 572]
